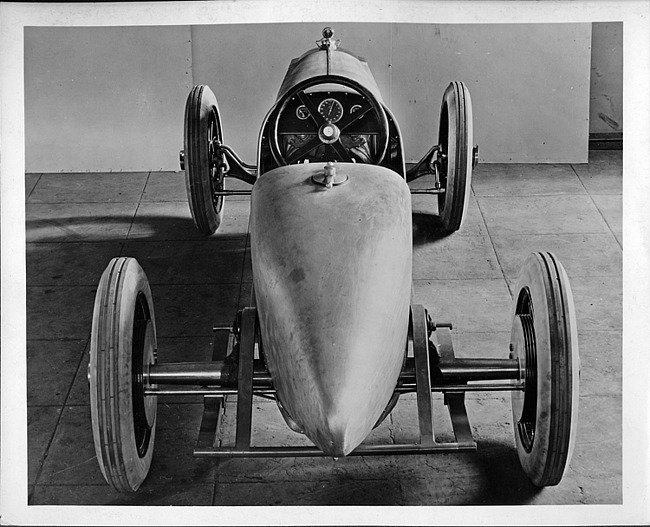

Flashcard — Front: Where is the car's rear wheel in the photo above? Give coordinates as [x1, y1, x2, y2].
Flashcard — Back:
[89, 257, 158, 493]
[437, 81, 473, 232]
[184, 84, 225, 235]
[510, 252, 579, 487]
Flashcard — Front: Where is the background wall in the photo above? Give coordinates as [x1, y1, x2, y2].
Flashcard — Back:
[590, 22, 623, 135]
[24, 26, 193, 173]
[25, 22, 596, 172]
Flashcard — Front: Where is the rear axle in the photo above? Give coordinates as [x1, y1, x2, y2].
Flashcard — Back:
[143, 355, 523, 395]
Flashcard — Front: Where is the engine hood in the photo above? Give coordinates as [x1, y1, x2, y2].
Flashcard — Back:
[250, 163, 412, 456]
[276, 47, 384, 105]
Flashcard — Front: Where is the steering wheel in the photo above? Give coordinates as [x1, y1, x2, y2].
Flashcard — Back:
[270, 75, 389, 166]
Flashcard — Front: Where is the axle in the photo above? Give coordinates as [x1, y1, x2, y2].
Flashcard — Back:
[194, 442, 476, 458]
[144, 356, 522, 395]
[410, 188, 445, 195]
[145, 382, 524, 396]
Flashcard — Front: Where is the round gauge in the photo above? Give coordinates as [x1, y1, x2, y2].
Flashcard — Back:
[350, 104, 363, 114]
[296, 105, 310, 120]
[318, 98, 344, 123]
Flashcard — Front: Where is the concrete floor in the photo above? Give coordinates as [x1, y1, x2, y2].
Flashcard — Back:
[25, 151, 621, 506]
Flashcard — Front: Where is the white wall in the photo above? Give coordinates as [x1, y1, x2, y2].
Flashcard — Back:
[389, 23, 592, 163]
[24, 23, 593, 172]
[590, 22, 623, 134]
[25, 26, 193, 173]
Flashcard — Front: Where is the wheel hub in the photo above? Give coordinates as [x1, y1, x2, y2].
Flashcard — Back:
[510, 312, 537, 453]
[132, 296, 156, 458]
[319, 123, 341, 144]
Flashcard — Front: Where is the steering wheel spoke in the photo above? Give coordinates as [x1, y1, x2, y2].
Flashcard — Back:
[337, 101, 373, 133]
[329, 141, 353, 163]
[271, 77, 389, 166]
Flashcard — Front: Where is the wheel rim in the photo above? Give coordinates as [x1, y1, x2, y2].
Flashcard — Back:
[131, 291, 155, 458]
[207, 107, 224, 215]
[437, 100, 450, 214]
[511, 303, 538, 453]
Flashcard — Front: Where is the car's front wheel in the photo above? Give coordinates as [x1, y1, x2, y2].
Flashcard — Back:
[184, 84, 225, 235]
[437, 81, 473, 233]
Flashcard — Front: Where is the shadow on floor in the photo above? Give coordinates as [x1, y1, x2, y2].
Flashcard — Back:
[412, 212, 454, 246]
[26, 215, 247, 243]
[467, 439, 544, 505]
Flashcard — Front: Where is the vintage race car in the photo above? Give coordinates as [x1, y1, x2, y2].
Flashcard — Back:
[88, 28, 579, 493]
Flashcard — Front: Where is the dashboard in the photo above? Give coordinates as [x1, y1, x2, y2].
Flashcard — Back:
[276, 90, 382, 164]
[277, 91, 381, 134]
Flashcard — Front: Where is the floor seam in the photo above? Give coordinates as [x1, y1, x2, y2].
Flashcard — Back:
[31, 338, 90, 488]
[26, 173, 43, 201]
[570, 163, 622, 250]
[474, 192, 589, 198]
[210, 478, 219, 505]
[472, 191, 512, 298]
[122, 171, 152, 253]
[411, 277, 509, 282]
[23, 200, 143, 205]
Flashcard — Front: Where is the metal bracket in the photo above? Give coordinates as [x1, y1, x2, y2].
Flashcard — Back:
[194, 320, 235, 453]
[194, 305, 477, 458]
[411, 305, 477, 451]
[234, 307, 257, 449]
[406, 144, 442, 182]
[411, 305, 436, 447]
[194, 308, 258, 455]
[218, 144, 258, 185]
[436, 326, 476, 447]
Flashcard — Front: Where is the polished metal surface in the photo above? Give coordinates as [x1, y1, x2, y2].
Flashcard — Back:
[144, 355, 521, 391]
[411, 304, 435, 447]
[276, 38, 384, 105]
[251, 162, 412, 456]
[147, 362, 225, 385]
[143, 381, 525, 397]
[194, 442, 477, 458]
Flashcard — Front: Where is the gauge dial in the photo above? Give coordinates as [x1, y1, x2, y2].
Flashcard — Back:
[296, 105, 310, 120]
[318, 98, 343, 123]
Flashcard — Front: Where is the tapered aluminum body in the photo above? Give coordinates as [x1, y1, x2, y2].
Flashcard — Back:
[277, 45, 384, 104]
[251, 163, 412, 456]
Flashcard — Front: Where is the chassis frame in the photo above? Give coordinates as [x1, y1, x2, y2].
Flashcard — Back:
[142, 304, 522, 458]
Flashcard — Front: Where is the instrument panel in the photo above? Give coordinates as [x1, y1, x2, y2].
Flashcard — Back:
[279, 92, 380, 134]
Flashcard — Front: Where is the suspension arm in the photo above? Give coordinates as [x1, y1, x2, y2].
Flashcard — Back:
[406, 144, 442, 182]
[219, 144, 257, 184]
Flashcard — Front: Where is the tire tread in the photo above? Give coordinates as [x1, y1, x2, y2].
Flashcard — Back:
[439, 81, 472, 232]
[184, 85, 223, 235]
[511, 251, 578, 487]
[90, 257, 156, 493]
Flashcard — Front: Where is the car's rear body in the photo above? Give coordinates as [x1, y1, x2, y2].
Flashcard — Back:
[250, 162, 412, 455]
